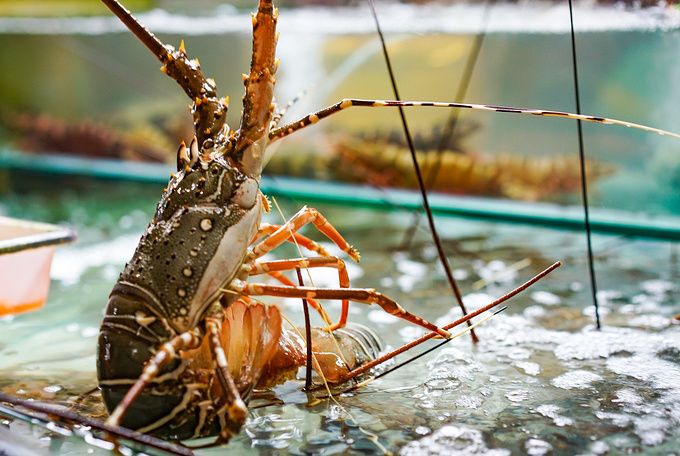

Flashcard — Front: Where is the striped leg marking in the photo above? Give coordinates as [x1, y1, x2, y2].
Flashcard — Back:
[269, 98, 680, 143]
[106, 329, 203, 427]
[269, 88, 310, 129]
[251, 223, 331, 257]
[250, 257, 351, 331]
[230, 280, 451, 339]
[249, 206, 360, 262]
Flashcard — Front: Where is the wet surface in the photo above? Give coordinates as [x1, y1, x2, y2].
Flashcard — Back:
[0, 177, 679, 454]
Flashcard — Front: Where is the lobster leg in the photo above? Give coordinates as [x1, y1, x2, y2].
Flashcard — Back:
[204, 316, 248, 441]
[229, 280, 451, 339]
[268, 98, 680, 143]
[106, 329, 203, 427]
[249, 257, 351, 331]
[252, 223, 331, 257]
[249, 206, 360, 262]
[265, 270, 333, 325]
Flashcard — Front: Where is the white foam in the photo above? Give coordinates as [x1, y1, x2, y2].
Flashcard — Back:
[530, 291, 561, 306]
[551, 370, 602, 390]
[505, 389, 530, 403]
[525, 439, 553, 456]
[401, 425, 510, 456]
[514, 361, 541, 376]
[535, 404, 573, 427]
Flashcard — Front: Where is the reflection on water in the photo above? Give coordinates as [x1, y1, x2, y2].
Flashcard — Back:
[0, 176, 678, 454]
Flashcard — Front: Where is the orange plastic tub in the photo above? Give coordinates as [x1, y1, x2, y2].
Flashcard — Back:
[0, 217, 75, 316]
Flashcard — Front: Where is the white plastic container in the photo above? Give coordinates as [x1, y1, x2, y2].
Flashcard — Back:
[0, 217, 75, 316]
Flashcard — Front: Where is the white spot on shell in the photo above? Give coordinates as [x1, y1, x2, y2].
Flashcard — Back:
[200, 218, 213, 231]
[178, 288, 187, 297]
[180, 307, 187, 315]
[183, 267, 193, 277]
[234, 178, 258, 209]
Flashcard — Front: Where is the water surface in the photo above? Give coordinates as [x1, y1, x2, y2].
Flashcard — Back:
[1, 174, 678, 454]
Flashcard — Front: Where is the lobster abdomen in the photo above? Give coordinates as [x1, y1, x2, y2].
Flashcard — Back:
[97, 283, 218, 439]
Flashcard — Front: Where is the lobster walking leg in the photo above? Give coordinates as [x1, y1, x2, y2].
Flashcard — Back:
[230, 280, 451, 338]
[253, 223, 331, 257]
[250, 257, 351, 331]
[204, 317, 247, 441]
[268, 98, 680, 143]
[249, 206, 360, 262]
[106, 329, 203, 426]
[265, 270, 333, 325]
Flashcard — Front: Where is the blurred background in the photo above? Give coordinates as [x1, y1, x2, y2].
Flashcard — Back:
[0, 0, 679, 214]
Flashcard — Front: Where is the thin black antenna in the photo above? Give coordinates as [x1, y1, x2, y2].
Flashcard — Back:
[400, 0, 493, 251]
[367, 0, 478, 343]
[568, 0, 601, 329]
[296, 267, 314, 390]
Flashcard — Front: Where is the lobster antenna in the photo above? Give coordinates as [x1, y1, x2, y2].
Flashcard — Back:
[367, 0, 478, 344]
[568, 0, 601, 330]
[100, 0, 165, 57]
[100, 0, 229, 147]
[341, 306, 508, 396]
[296, 267, 315, 390]
[334, 261, 561, 383]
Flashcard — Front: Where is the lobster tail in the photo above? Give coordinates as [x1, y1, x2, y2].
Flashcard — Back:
[97, 284, 193, 437]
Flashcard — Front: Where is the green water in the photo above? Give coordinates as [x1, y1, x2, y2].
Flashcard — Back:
[0, 7, 679, 214]
[1, 174, 679, 454]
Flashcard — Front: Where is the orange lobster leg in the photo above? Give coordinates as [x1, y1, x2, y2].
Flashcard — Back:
[251, 257, 351, 331]
[251, 223, 331, 257]
[231, 280, 450, 339]
[205, 317, 247, 441]
[264, 270, 331, 325]
[250, 206, 360, 262]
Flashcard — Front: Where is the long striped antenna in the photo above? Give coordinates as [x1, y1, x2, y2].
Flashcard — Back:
[270, 98, 680, 142]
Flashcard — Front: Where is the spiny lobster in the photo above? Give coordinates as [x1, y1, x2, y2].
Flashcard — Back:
[96, 0, 679, 444]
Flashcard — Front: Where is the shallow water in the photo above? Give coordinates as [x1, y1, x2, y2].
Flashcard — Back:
[0, 175, 678, 454]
